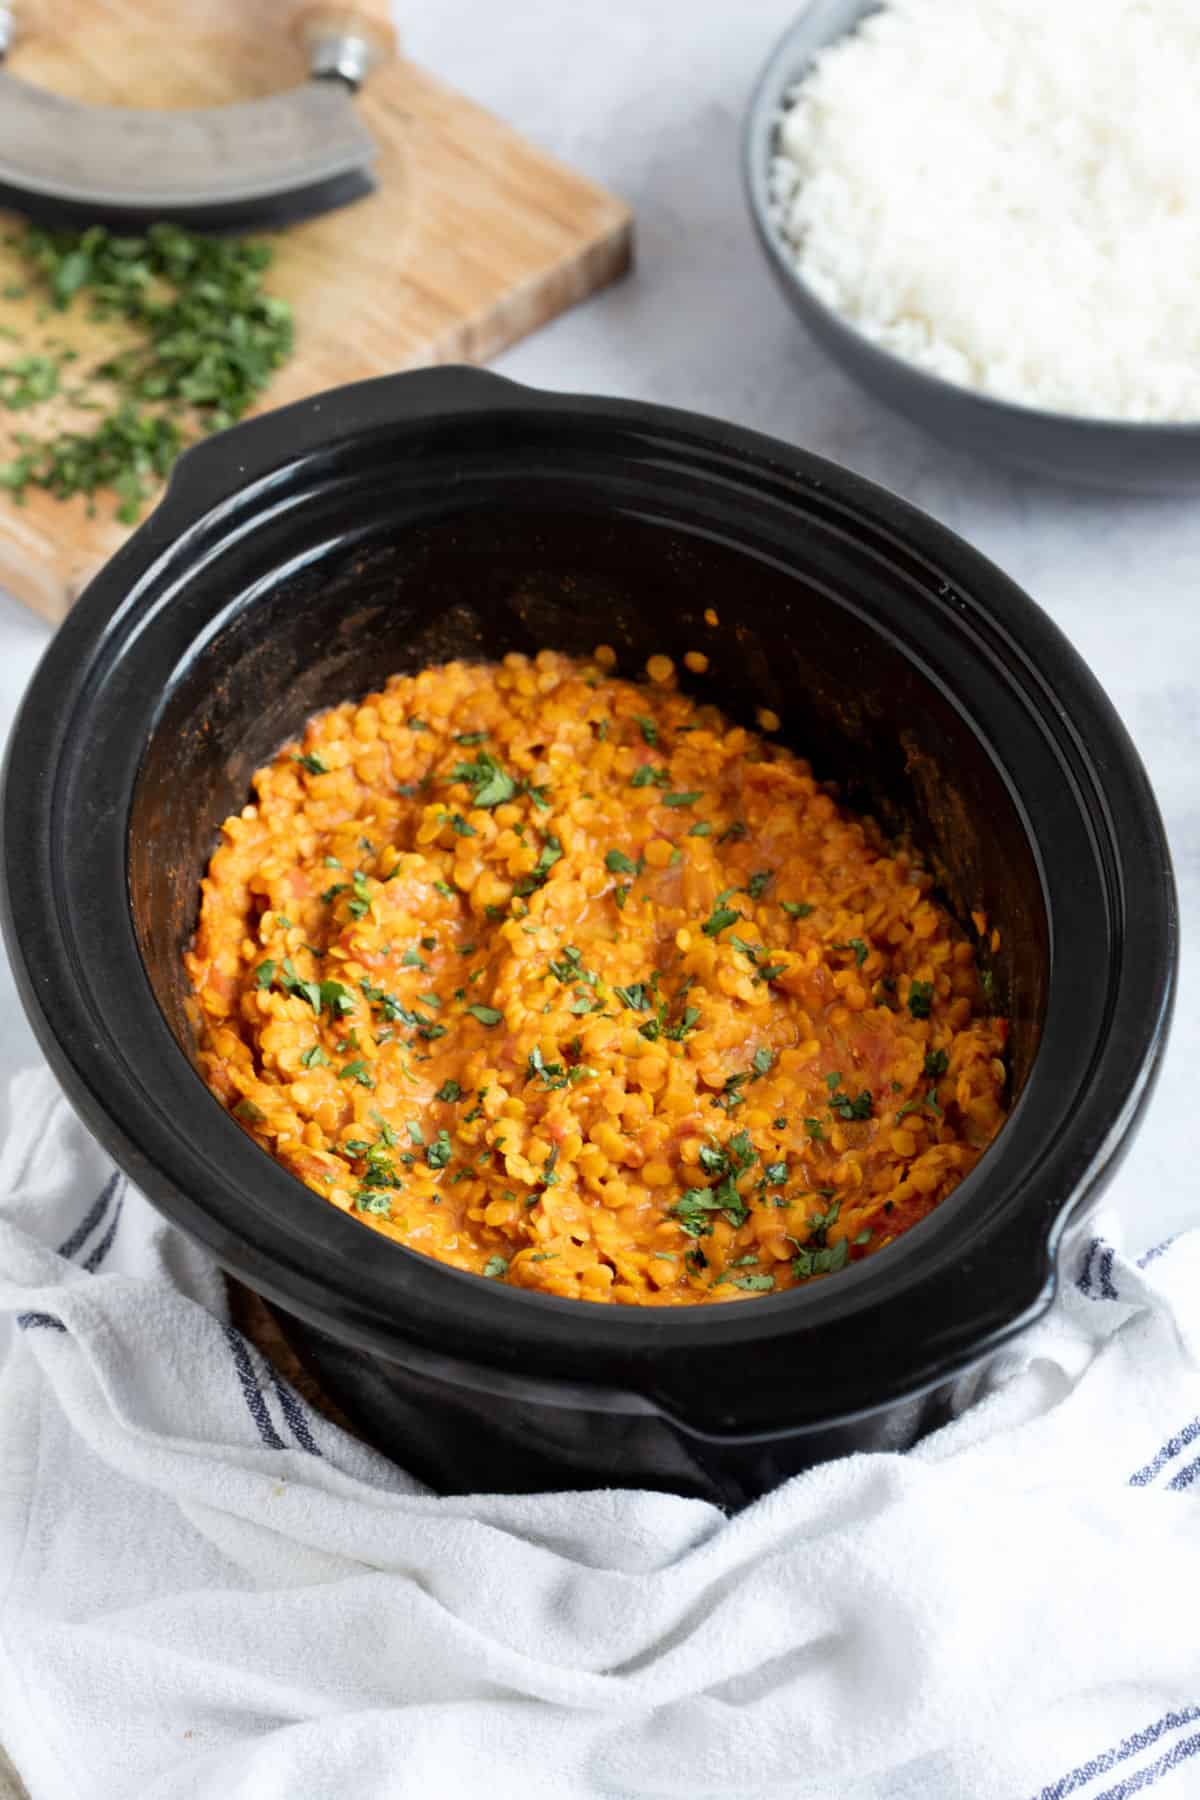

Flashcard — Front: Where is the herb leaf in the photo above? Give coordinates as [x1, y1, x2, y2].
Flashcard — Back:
[450, 750, 517, 809]
[605, 848, 640, 875]
[908, 979, 935, 1019]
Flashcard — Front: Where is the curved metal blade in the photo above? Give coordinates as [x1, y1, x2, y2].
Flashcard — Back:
[0, 72, 377, 222]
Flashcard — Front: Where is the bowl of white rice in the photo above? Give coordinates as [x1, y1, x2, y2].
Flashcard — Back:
[745, 0, 1200, 489]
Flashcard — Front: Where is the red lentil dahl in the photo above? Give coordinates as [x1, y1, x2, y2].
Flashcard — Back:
[185, 649, 1009, 1305]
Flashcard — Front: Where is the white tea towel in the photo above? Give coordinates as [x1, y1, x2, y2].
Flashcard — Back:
[1, 1063, 1198, 1800]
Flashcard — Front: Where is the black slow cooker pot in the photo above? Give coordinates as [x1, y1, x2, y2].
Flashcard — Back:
[0, 368, 1177, 1508]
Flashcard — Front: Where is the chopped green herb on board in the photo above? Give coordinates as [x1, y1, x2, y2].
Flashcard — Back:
[0, 221, 294, 521]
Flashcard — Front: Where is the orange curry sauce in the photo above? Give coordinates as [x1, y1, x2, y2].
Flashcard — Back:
[185, 649, 1008, 1304]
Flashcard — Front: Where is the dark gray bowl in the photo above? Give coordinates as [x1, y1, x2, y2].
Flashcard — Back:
[744, 1, 1200, 493]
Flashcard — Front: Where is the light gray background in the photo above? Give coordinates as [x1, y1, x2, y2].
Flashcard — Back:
[0, 0, 1195, 1244]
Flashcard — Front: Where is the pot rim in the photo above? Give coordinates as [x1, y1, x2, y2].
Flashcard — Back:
[0, 366, 1178, 1437]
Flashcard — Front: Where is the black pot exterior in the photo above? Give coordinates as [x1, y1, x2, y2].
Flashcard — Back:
[744, 4, 1200, 494]
[0, 366, 1177, 1506]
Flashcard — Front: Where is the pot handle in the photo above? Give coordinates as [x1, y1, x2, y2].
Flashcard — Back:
[153, 365, 546, 522]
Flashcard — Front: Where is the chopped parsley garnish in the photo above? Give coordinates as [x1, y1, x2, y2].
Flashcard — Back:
[549, 945, 595, 986]
[614, 982, 653, 1012]
[781, 899, 814, 918]
[433, 880, 457, 901]
[805, 1117, 825, 1140]
[614, 885, 630, 910]
[436, 1080, 464, 1103]
[792, 1238, 849, 1280]
[688, 821, 712, 836]
[827, 1079, 873, 1121]
[255, 960, 275, 989]
[756, 962, 788, 985]
[426, 1130, 453, 1170]
[527, 1045, 570, 1090]
[663, 791, 702, 808]
[294, 752, 327, 775]
[482, 1255, 509, 1279]
[702, 904, 741, 938]
[908, 979, 935, 1019]
[407, 717, 430, 732]
[355, 1190, 393, 1216]
[300, 1045, 329, 1068]
[745, 869, 772, 900]
[321, 881, 348, 904]
[338, 1059, 374, 1088]
[454, 731, 488, 745]
[751, 1047, 775, 1078]
[835, 937, 869, 967]
[449, 812, 476, 836]
[923, 1048, 950, 1079]
[734, 1273, 775, 1292]
[664, 1005, 701, 1040]
[714, 1071, 750, 1112]
[466, 1004, 503, 1026]
[672, 1179, 749, 1237]
[671, 1135, 756, 1235]
[605, 848, 640, 875]
[718, 820, 748, 844]
[631, 764, 668, 789]
[347, 870, 372, 920]
[317, 979, 356, 1017]
[635, 716, 658, 745]
[764, 1161, 788, 1185]
[406, 1120, 424, 1146]
[514, 835, 563, 896]
[450, 749, 517, 808]
[401, 948, 428, 970]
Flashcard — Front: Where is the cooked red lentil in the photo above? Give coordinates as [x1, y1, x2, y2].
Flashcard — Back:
[186, 650, 1008, 1305]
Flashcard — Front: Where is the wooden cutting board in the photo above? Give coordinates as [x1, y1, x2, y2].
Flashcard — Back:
[0, 0, 632, 624]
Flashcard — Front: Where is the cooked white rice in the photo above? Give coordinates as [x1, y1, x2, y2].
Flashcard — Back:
[769, 0, 1200, 421]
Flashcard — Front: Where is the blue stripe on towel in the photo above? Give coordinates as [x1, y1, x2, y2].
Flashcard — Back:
[56, 1172, 119, 1260]
[1166, 1457, 1200, 1493]
[1076, 1238, 1100, 1296]
[1093, 1729, 1200, 1800]
[16, 1312, 67, 1332]
[1034, 1708, 1200, 1800]
[82, 1192, 124, 1272]
[1076, 1237, 1119, 1301]
[1138, 1236, 1177, 1269]
[1097, 1245, 1118, 1299]
[222, 1324, 285, 1450]
[267, 1367, 323, 1457]
[1129, 1417, 1200, 1487]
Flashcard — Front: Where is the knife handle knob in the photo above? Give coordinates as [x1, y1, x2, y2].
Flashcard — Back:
[297, 0, 396, 89]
